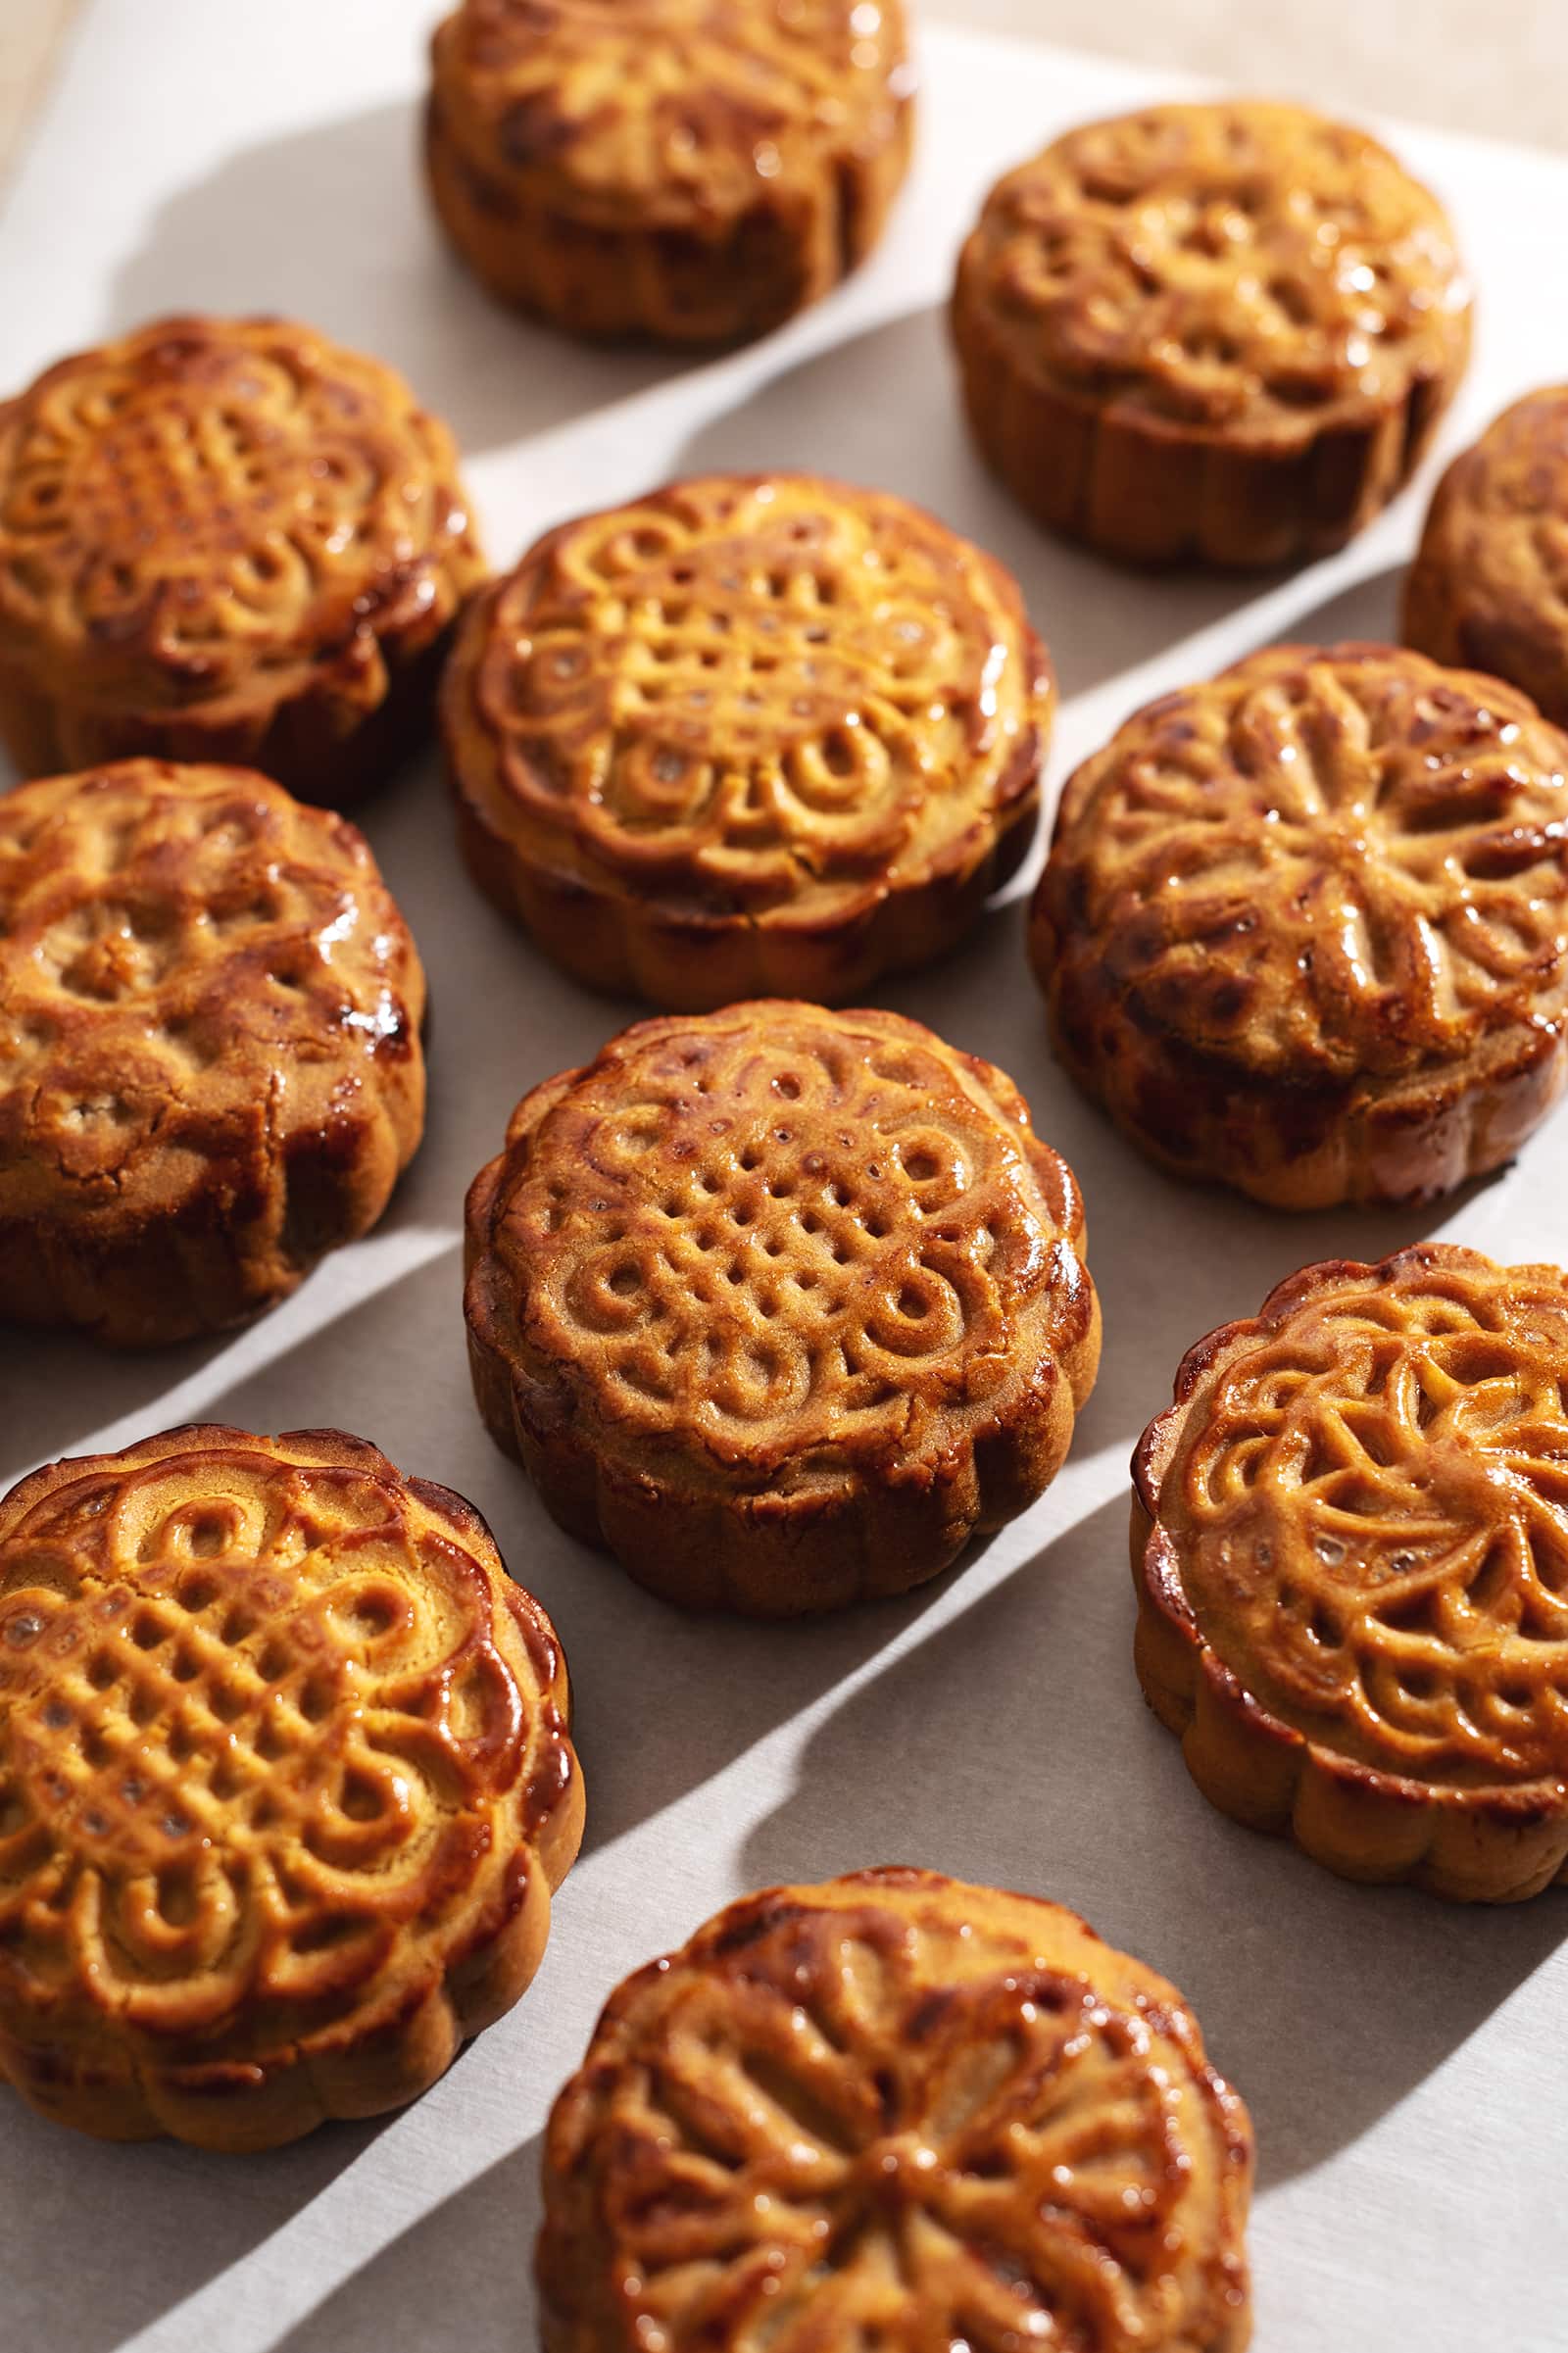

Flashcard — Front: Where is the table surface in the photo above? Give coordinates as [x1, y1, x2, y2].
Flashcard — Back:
[7, 0, 1568, 182]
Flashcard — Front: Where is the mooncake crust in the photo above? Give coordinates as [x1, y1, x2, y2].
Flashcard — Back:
[1134, 1244, 1568, 1900]
[441, 472, 1051, 1008]
[0, 1423, 582, 2148]
[1030, 642, 1568, 1208]
[954, 101, 1471, 566]
[1404, 384, 1568, 729]
[540, 1866, 1252, 2352]
[0, 315, 486, 805]
[426, 0, 915, 344]
[0, 759, 427, 1345]
[464, 1001, 1100, 1613]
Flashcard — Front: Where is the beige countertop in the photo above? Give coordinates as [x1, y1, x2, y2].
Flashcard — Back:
[4, 0, 1566, 183]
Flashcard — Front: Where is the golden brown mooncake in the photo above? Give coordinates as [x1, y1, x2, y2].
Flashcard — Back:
[425, 0, 916, 345]
[1030, 642, 1568, 1210]
[0, 315, 486, 805]
[539, 1866, 1254, 2353]
[464, 1002, 1100, 1615]
[0, 759, 426, 1346]
[0, 1423, 582, 2149]
[1134, 1245, 1568, 1901]
[441, 472, 1051, 1009]
[1404, 385, 1568, 729]
[953, 101, 1472, 567]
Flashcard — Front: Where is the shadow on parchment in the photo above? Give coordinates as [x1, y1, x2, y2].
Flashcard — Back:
[0, 2098, 392, 2353]
[1240, 559, 1410, 656]
[742, 1493, 1567, 2188]
[674, 300, 1292, 700]
[174, 1236, 980, 1871]
[107, 97, 695, 464]
[275, 2132, 546, 2353]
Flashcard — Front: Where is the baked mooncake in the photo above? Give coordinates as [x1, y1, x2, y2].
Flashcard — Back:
[1030, 642, 1568, 1209]
[953, 100, 1471, 566]
[0, 1424, 582, 2148]
[426, 0, 915, 344]
[540, 1867, 1253, 2352]
[0, 760, 425, 1345]
[1405, 385, 1568, 730]
[1135, 1245, 1568, 1900]
[441, 472, 1051, 1008]
[0, 316, 486, 804]
[464, 1002, 1100, 1613]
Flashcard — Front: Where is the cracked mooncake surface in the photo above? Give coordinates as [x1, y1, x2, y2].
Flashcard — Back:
[0, 758, 426, 1344]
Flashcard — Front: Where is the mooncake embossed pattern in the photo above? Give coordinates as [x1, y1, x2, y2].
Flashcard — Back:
[1031, 643, 1568, 1208]
[1404, 384, 1568, 731]
[1135, 1245, 1568, 1898]
[954, 101, 1471, 564]
[0, 315, 486, 802]
[0, 1424, 582, 2148]
[0, 760, 426, 1345]
[465, 1003, 1099, 1613]
[426, 0, 915, 343]
[540, 1868, 1253, 2353]
[442, 473, 1051, 1007]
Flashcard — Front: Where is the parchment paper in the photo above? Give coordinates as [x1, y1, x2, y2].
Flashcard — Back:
[2, 7, 1566, 2347]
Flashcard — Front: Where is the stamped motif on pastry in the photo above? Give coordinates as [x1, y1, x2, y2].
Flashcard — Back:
[1031, 643, 1568, 1206]
[464, 1003, 1099, 1612]
[953, 102, 1471, 564]
[0, 759, 426, 1344]
[426, 0, 915, 343]
[1135, 1245, 1568, 1898]
[973, 104, 1462, 421]
[539, 1868, 1253, 2352]
[443, 475, 1049, 1005]
[0, 1425, 580, 2146]
[0, 316, 484, 798]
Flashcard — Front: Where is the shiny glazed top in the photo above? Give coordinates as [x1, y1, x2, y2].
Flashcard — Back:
[0, 315, 484, 716]
[0, 1425, 576, 2048]
[957, 101, 1470, 438]
[1139, 1245, 1568, 1790]
[430, 0, 914, 222]
[446, 473, 1049, 922]
[0, 760, 424, 1223]
[1038, 643, 1568, 1084]
[542, 1866, 1252, 2353]
[467, 1003, 1093, 1486]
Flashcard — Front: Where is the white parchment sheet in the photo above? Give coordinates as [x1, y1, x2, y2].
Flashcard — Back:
[2, 6, 1566, 2347]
